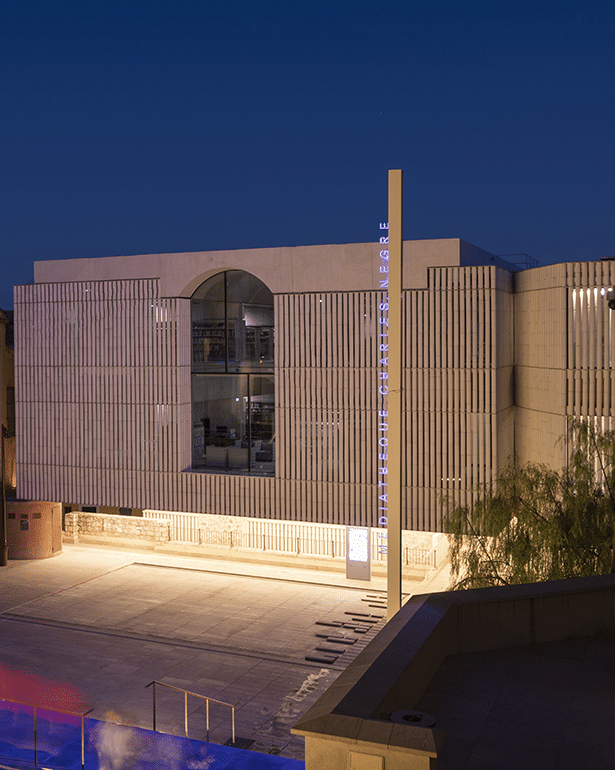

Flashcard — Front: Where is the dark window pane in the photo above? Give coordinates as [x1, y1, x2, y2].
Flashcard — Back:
[192, 272, 226, 372]
[190, 271, 275, 476]
[250, 376, 275, 471]
[225, 271, 274, 373]
[192, 375, 249, 471]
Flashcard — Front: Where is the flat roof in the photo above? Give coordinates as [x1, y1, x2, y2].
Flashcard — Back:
[415, 632, 615, 769]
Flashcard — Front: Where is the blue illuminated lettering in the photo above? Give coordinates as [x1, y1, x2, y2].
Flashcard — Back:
[377, 220, 390, 558]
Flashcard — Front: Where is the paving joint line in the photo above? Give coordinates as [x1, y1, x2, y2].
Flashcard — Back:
[0, 613, 351, 670]
[0, 560, 135, 616]
[131, 560, 407, 592]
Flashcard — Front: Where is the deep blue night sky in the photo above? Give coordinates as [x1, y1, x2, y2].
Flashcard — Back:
[2, 0, 614, 310]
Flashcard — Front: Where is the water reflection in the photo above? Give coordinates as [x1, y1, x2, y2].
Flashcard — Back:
[91, 712, 213, 770]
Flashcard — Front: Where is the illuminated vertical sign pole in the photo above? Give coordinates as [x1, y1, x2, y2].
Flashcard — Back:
[387, 169, 403, 620]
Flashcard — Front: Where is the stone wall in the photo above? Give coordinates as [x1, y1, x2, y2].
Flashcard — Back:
[63, 512, 170, 546]
[62, 510, 444, 578]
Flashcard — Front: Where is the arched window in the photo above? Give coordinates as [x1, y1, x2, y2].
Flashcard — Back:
[191, 271, 275, 475]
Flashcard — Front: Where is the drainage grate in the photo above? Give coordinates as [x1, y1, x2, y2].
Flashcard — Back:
[224, 736, 255, 749]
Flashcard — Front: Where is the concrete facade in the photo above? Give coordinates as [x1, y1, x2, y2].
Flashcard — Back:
[13, 240, 615, 533]
[515, 260, 615, 468]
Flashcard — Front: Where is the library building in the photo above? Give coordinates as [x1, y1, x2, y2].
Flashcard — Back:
[14, 238, 615, 562]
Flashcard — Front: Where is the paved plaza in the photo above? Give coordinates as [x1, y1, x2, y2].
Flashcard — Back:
[0, 544, 442, 761]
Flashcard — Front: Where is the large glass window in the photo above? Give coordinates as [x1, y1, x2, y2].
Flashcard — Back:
[191, 271, 274, 475]
[192, 270, 274, 373]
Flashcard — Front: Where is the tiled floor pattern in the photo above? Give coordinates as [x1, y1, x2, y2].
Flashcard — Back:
[5, 563, 387, 665]
[0, 548, 391, 761]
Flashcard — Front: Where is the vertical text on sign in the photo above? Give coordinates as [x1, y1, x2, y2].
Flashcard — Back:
[378, 222, 389, 555]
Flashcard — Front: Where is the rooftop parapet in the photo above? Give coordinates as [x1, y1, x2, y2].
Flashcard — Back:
[292, 573, 615, 769]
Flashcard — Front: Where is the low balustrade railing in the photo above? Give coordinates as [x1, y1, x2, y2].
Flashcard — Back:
[0, 698, 92, 770]
[145, 680, 237, 744]
[143, 510, 444, 568]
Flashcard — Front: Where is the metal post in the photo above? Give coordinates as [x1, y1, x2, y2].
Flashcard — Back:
[184, 690, 188, 736]
[81, 715, 85, 770]
[152, 681, 156, 731]
[232, 704, 236, 745]
[387, 169, 403, 620]
[206, 698, 210, 742]
[33, 706, 37, 767]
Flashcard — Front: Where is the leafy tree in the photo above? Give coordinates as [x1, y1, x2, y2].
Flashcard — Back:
[444, 419, 615, 590]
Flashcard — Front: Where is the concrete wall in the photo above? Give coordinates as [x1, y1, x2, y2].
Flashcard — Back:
[18, 241, 515, 532]
[23, 241, 614, 535]
[33, 239, 480, 297]
[514, 259, 615, 468]
[293, 574, 615, 769]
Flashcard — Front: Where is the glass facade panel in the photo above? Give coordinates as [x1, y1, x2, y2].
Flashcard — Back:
[191, 271, 274, 475]
[249, 375, 275, 473]
[192, 374, 249, 471]
[225, 271, 274, 372]
[191, 272, 226, 372]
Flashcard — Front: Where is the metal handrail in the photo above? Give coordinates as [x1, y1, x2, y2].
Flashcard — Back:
[0, 698, 93, 770]
[145, 680, 237, 744]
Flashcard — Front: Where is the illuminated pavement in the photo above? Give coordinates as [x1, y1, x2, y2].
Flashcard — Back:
[0, 544, 444, 763]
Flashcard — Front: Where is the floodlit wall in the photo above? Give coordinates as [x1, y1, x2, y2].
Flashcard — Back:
[515, 260, 615, 470]
[404, 265, 513, 528]
[14, 280, 193, 508]
[14, 240, 536, 531]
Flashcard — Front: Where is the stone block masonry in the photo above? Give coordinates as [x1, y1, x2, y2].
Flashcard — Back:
[63, 512, 170, 547]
